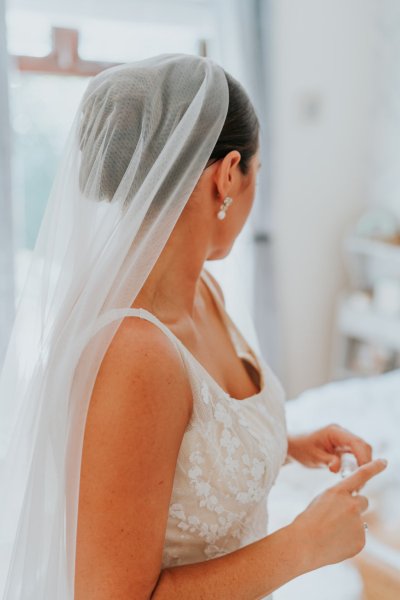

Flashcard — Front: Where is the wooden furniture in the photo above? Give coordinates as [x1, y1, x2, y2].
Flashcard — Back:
[352, 511, 400, 599]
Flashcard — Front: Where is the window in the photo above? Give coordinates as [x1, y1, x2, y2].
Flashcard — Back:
[7, 4, 215, 295]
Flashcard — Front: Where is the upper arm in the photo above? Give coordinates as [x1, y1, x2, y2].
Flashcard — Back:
[75, 317, 193, 599]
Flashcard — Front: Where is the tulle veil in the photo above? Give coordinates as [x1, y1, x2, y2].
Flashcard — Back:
[0, 53, 230, 598]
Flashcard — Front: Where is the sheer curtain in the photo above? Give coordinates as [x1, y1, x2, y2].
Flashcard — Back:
[0, 0, 15, 369]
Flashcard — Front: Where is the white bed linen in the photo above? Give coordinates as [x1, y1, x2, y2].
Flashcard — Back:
[268, 369, 400, 600]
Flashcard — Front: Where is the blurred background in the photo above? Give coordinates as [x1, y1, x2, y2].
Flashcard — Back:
[0, 0, 399, 598]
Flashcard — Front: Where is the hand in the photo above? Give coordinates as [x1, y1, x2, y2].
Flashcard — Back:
[291, 458, 388, 572]
[287, 424, 373, 473]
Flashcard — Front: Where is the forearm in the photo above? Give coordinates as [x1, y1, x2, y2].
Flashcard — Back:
[151, 522, 310, 600]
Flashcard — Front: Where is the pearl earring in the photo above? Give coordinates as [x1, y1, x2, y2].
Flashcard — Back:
[217, 196, 233, 220]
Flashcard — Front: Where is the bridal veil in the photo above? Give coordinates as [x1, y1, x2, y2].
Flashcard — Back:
[0, 53, 230, 598]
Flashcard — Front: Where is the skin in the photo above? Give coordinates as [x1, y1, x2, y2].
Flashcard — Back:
[131, 148, 263, 401]
[131, 147, 375, 469]
[132, 148, 260, 322]
[75, 148, 388, 599]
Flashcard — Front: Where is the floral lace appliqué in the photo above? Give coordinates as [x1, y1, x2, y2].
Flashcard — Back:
[164, 375, 287, 566]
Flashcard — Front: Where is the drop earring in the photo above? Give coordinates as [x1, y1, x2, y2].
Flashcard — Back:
[217, 196, 233, 220]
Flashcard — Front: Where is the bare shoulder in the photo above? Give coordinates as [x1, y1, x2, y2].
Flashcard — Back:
[89, 315, 193, 422]
[75, 315, 193, 598]
[203, 267, 225, 305]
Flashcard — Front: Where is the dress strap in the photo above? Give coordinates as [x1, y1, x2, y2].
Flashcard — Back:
[199, 268, 225, 306]
[200, 269, 263, 373]
[200, 269, 249, 354]
[91, 277, 264, 396]
[122, 307, 182, 346]
[92, 269, 255, 369]
[91, 306, 184, 352]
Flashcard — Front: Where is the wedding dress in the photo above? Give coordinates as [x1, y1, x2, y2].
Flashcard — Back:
[126, 267, 288, 598]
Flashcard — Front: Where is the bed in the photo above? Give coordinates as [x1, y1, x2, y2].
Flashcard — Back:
[268, 368, 400, 599]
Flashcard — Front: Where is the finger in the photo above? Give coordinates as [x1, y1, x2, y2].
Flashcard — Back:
[347, 438, 373, 466]
[327, 454, 341, 473]
[328, 426, 373, 466]
[353, 494, 369, 514]
[313, 449, 341, 471]
[336, 458, 387, 493]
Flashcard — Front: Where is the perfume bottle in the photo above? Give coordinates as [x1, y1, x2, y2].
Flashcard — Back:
[340, 452, 358, 478]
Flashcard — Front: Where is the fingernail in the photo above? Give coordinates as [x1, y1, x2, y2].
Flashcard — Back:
[379, 458, 388, 466]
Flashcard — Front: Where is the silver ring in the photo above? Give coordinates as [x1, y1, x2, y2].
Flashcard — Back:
[363, 522, 368, 531]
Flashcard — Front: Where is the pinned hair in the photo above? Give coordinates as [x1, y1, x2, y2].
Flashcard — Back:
[205, 71, 260, 175]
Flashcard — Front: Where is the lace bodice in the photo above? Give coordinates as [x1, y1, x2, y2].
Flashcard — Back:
[126, 268, 288, 597]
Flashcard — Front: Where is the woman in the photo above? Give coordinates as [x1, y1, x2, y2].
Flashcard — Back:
[0, 53, 387, 599]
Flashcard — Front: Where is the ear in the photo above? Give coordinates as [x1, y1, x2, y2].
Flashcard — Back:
[213, 151, 241, 199]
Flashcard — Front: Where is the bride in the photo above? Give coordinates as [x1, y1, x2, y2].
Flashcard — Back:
[0, 53, 387, 599]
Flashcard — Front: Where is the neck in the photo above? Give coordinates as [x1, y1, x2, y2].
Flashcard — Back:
[132, 222, 210, 323]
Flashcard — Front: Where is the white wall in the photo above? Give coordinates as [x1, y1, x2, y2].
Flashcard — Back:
[366, 0, 400, 220]
[267, 0, 377, 397]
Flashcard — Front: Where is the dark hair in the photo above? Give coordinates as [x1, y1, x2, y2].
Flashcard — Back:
[79, 66, 259, 204]
[205, 71, 260, 175]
